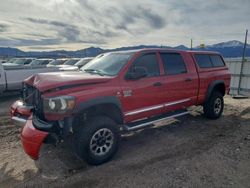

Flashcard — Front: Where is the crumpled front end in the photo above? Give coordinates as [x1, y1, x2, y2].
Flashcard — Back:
[10, 100, 33, 126]
[11, 82, 74, 160]
[21, 117, 48, 160]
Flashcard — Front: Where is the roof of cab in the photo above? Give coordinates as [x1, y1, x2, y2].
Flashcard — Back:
[107, 48, 221, 55]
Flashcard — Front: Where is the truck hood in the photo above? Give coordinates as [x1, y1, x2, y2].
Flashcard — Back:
[24, 71, 113, 92]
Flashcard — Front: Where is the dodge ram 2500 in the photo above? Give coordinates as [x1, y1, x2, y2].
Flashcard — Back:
[10, 49, 230, 165]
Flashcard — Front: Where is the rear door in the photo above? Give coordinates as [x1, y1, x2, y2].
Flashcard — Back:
[121, 52, 164, 122]
[159, 52, 199, 112]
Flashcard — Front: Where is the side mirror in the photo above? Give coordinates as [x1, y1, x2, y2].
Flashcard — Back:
[126, 66, 147, 80]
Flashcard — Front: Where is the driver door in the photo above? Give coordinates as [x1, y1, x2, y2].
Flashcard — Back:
[120, 52, 164, 122]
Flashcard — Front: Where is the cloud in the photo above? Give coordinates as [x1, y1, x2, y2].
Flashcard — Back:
[24, 17, 112, 44]
[0, 0, 249, 50]
[136, 6, 166, 29]
[0, 24, 8, 32]
[24, 18, 81, 42]
[25, 17, 72, 28]
[76, 1, 166, 34]
[0, 37, 61, 46]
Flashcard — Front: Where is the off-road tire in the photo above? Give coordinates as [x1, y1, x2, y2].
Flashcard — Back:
[74, 115, 120, 165]
[203, 91, 224, 119]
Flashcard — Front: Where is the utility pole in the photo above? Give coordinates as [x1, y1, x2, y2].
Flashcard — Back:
[190, 38, 193, 51]
[238, 29, 248, 95]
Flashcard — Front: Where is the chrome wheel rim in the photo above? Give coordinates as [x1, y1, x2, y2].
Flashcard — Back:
[214, 98, 222, 114]
[90, 128, 114, 156]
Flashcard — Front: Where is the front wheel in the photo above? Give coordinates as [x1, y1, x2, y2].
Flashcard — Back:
[203, 91, 224, 119]
[74, 116, 120, 165]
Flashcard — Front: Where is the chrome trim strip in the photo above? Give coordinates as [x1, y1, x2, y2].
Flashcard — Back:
[124, 111, 189, 131]
[164, 98, 191, 107]
[125, 104, 164, 116]
[11, 116, 27, 126]
[124, 98, 191, 116]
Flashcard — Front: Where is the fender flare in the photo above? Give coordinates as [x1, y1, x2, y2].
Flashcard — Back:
[205, 80, 225, 103]
[73, 96, 122, 115]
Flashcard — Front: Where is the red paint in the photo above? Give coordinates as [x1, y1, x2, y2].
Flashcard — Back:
[10, 100, 32, 118]
[25, 71, 112, 92]
[21, 117, 48, 160]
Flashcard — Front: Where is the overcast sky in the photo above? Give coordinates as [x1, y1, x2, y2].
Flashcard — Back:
[0, 0, 249, 51]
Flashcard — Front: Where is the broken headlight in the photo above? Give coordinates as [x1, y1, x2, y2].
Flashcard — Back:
[43, 96, 76, 113]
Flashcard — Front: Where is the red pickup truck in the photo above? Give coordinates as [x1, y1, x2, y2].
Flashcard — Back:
[10, 49, 230, 165]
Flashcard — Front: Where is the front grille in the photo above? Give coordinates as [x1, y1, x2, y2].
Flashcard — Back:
[22, 83, 36, 106]
[22, 83, 44, 119]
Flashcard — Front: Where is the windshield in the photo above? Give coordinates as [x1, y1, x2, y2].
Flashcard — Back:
[49, 60, 64, 65]
[75, 58, 92, 66]
[13, 59, 28, 65]
[30, 60, 41, 65]
[7, 58, 18, 63]
[81, 53, 134, 76]
[64, 59, 79, 65]
[30, 59, 48, 65]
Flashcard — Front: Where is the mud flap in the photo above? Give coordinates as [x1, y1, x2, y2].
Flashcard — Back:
[21, 118, 48, 160]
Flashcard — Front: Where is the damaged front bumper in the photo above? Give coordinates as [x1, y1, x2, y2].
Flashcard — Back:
[21, 118, 49, 160]
[10, 100, 73, 160]
[10, 101, 54, 160]
[10, 100, 33, 127]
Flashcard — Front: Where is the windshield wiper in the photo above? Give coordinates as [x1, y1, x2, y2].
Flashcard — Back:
[84, 69, 106, 76]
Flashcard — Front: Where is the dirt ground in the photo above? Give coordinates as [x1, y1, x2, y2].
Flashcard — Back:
[0, 95, 250, 188]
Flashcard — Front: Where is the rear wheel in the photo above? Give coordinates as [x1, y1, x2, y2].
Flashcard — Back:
[74, 116, 120, 165]
[203, 91, 224, 119]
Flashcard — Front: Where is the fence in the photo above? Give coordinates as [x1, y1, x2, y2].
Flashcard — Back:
[226, 59, 250, 97]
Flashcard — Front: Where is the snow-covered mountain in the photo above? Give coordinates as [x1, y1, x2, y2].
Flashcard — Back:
[206, 40, 249, 48]
[196, 40, 249, 57]
[0, 40, 249, 58]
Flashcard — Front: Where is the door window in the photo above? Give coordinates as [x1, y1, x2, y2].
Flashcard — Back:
[194, 54, 213, 68]
[160, 53, 187, 75]
[210, 55, 225, 67]
[128, 53, 160, 77]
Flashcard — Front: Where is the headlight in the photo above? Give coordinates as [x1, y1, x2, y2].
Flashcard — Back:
[43, 96, 76, 113]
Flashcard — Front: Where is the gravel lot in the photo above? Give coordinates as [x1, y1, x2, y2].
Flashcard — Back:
[0, 95, 250, 188]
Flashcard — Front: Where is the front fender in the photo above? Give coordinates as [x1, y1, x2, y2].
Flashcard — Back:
[73, 96, 122, 114]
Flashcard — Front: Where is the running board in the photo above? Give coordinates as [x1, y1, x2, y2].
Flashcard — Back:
[123, 110, 189, 131]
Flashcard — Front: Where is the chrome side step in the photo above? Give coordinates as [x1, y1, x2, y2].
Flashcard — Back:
[123, 111, 189, 131]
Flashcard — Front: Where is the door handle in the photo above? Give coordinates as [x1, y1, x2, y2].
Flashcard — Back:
[185, 78, 192, 82]
[153, 82, 162, 87]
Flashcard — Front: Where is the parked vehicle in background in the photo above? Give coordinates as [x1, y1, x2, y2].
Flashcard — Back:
[0, 61, 60, 94]
[29, 59, 54, 68]
[0, 59, 7, 64]
[63, 58, 80, 66]
[58, 58, 81, 71]
[60, 57, 93, 71]
[47, 59, 67, 67]
[4, 58, 18, 63]
[10, 49, 230, 165]
[75, 57, 93, 68]
[3, 58, 35, 67]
